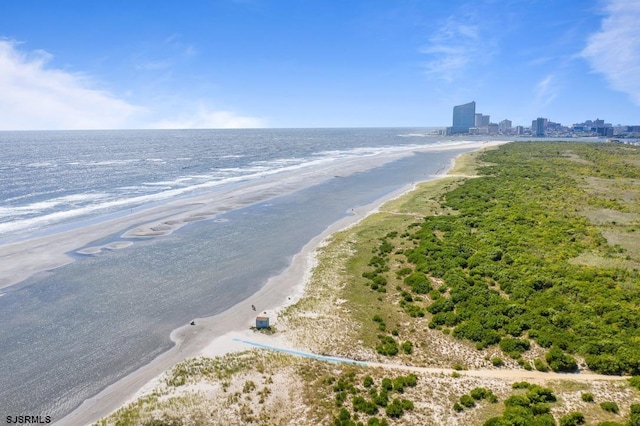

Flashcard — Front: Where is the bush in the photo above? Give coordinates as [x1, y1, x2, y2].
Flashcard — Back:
[512, 381, 532, 389]
[580, 392, 594, 402]
[363, 376, 374, 388]
[470, 387, 490, 400]
[376, 336, 399, 356]
[630, 403, 640, 426]
[392, 377, 405, 393]
[453, 402, 464, 412]
[531, 403, 551, 415]
[404, 272, 432, 294]
[385, 399, 404, 418]
[630, 376, 640, 390]
[491, 357, 504, 367]
[401, 399, 414, 411]
[401, 341, 413, 354]
[559, 412, 585, 426]
[500, 338, 531, 358]
[338, 408, 351, 421]
[373, 390, 389, 407]
[404, 374, 418, 387]
[526, 386, 556, 404]
[534, 358, 549, 372]
[599, 401, 619, 414]
[380, 378, 392, 391]
[545, 346, 578, 372]
[504, 395, 530, 408]
[460, 394, 476, 408]
[534, 414, 558, 426]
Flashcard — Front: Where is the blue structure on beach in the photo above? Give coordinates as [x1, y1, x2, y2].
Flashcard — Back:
[256, 316, 270, 329]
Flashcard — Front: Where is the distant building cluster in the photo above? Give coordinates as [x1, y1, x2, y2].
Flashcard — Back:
[443, 101, 640, 139]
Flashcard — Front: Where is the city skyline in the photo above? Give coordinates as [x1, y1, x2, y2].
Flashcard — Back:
[447, 99, 637, 137]
[0, 1, 639, 130]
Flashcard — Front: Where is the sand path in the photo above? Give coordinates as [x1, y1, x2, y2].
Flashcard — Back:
[234, 337, 629, 384]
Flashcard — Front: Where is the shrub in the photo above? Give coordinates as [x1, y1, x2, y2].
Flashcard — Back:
[580, 392, 594, 402]
[526, 386, 556, 404]
[546, 346, 578, 372]
[373, 390, 389, 407]
[630, 376, 640, 390]
[500, 338, 531, 358]
[512, 381, 532, 389]
[504, 395, 530, 408]
[385, 399, 404, 418]
[534, 358, 549, 372]
[599, 401, 619, 414]
[401, 341, 413, 354]
[460, 394, 476, 408]
[531, 403, 551, 415]
[453, 402, 464, 412]
[534, 414, 558, 426]
[363, 376, 374, 388]
[353, 396, 378, 415]
[381, 378, 393, 391]
[559, 412, 585, 426]
[338, 408, 350, 421]
[470, 387, 490, 400]
[630, 404, 640, 426]
[403, 272, 432, 294]
[376, 336, 399, 356]
[392, 377, 405, 393]
[404, 374, 418, 387]
[491, 357, 504, 367]
[401, 399, 414, 411]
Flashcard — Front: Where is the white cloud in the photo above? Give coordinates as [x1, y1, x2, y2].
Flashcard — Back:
[0, 40, 265, 130]
[420, 15, 495, 83]
[151, 106, 267, 129]
[534, 74, 557, 106]
[582, 0, 640, 104]
[0, 40, 145, 130]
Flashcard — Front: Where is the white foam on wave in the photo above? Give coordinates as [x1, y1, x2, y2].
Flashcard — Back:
[0, 139, 472, 237]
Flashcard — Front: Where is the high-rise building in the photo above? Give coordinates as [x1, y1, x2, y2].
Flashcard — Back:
[535, 117, 546, 137]
[499, 119, 512, 134]
[452, 101, 476, 133]
[475, 113, 490, 127]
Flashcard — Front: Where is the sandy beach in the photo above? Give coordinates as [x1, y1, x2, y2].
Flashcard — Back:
[43, 140, 506, 425]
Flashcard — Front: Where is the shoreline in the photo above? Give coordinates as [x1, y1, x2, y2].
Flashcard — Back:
[0, 140, 485, 292]
[53, 140, 506, 425]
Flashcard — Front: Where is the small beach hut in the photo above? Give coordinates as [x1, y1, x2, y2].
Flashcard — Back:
[255, 316, 270, 329]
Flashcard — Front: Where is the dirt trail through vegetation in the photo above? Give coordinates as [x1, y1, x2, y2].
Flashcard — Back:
[238, 338, 628, 383]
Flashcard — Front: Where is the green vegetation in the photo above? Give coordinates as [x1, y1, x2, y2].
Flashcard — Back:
[599, 401, 620, 414]
[330, 370, 418, 424]
[387, 142, 640, 374]
[581, 392, 595, 402]
[455, 387, 499, 412]
[560, 412, 586, 426]
[631, 404, 640, 426]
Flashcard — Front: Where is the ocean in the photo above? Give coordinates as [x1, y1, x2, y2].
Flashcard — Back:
[0, 128, 493, 421]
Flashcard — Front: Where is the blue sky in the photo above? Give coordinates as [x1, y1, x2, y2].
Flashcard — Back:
[0, 0, 638, 130]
